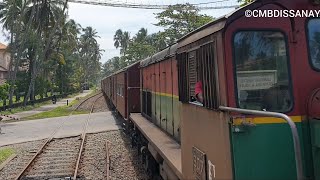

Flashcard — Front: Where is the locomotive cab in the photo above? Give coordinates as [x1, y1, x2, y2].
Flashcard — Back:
[177, 0, 320, 180]
[225, 2, 320, 180]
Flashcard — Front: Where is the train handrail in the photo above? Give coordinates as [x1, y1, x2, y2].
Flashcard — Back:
[219, 106, 304, 180]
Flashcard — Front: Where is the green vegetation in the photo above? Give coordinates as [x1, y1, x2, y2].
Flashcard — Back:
[21, 90, 97, 120]
[102, 3, 214, 77]
[0, 91, 81, 115]
[23, 106, 89, 120]
[67, 91, 96, 108]
[1, 101, 51, 115]
[154, 4, 214, 44]
[0, 0, 102, 108]
[238, 0, 255, 6]
[0, 148, 15, 164]
[0, 91, 59, 107]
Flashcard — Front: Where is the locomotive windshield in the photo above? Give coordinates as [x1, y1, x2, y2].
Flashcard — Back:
[307, 18, 320, 70]
[233, 31, 293, 112]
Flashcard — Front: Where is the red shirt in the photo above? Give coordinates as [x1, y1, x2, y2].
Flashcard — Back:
[195, 81, 203, 95]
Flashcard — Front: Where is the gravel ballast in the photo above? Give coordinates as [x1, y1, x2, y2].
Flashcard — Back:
[78, 130, 150, 180]
[0, 140, 45, 179]
[0, 131, 149, 180]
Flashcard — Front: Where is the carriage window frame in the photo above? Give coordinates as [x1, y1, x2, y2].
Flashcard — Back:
[116, 84, 124, 97]
[187, 50, 199, 105]
[232, 29, 294, 113]
[177, 41, 220, 110]
[306, 18, 320, 71]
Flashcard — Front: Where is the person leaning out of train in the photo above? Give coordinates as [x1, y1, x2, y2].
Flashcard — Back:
[195, 81, 203, 104]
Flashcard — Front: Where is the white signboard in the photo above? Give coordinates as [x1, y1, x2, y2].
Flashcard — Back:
[237, 70, 277, 91]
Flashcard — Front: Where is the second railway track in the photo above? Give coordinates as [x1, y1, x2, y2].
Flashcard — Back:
[14, 93, 104, 180]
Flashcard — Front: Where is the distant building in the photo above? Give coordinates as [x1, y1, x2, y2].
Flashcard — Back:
[0, 43, 11, 85]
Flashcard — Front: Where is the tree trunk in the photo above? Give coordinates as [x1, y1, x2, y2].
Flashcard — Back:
[23, 74, 36, 106]
[8, 57, 20, 107]
[23, 59, 36, 106]
[8, 31, 14, 106]
[9, 0, 38, 107]
[31, 79, 35, 101]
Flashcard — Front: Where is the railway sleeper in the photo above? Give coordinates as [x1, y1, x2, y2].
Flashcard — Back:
[21, 173, 74, 180]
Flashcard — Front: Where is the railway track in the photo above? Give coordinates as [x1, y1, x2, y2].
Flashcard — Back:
[13, 93, 104, 180]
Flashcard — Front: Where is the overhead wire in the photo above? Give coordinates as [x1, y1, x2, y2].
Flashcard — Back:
[68, 0, 240, 9]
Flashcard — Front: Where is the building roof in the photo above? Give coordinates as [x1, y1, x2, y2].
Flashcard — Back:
[0, 43, 7, 50]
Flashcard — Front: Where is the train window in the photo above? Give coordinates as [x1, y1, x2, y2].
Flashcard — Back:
[233, 31, 293, 112]
[177, 42, 219, 109]
[188, 51, 198, 101]
[117, 85, 120, 95]
[117, 84, 124, 97]
[307, 18, 320, 70]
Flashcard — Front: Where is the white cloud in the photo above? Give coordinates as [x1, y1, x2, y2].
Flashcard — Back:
[0, 0, 238, 64]
[68, 2, 236, 63]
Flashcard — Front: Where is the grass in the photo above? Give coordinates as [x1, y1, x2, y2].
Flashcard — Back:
[0, 91, 82, 116]
[70, 89, 99, 106]
[1, 90, 97, 121]
[0, 148, 15, 164]
[22, 105, 89, 120]
[66, 92, 80, 98]
[21, 90, 97, 120]
[1, 100, 52, 115]
[0, 92, 60, 107]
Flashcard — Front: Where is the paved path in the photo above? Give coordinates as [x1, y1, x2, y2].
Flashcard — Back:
[1, 90, 93, 120]
[0, 111, 121, 147]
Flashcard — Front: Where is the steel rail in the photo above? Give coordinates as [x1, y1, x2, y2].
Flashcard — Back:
[73, 94, 104, 179]
[105, 141, 111, 180]
[14, 92, 103, 180]
[219, 106, 304, 180]
[73, 92, 103, 111]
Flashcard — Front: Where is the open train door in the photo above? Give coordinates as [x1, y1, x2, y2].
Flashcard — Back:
[224, 3, 310, 180]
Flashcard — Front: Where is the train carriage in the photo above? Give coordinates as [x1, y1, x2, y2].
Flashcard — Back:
[140, 44, 180, 141]
[102, 0, 320, 179]
[102, 61, 140, 120]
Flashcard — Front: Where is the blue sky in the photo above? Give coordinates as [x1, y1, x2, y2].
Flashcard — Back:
[0, 0, 239, 63]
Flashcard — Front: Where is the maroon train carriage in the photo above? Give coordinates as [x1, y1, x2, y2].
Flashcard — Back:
[101, 61, 140, 120]
[139, 44, 180, 141]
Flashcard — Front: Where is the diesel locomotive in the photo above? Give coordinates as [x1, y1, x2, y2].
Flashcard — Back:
[102, 0, 320, 179]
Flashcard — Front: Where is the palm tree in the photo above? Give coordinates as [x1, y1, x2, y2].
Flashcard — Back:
[64, 19, 81, 44]
[24, 0, 64, 33]
[0, 0, 24, 31]
[23, 0, 69, 106]
[78, 26, 102, 87]
[135, 28, 148, 43]
[113, 29, 123, 49]
[120, 31, 130, 55]
[113, 29, 130, 55]
[80, 26, 99, 47]
[0, 0, 29, 106]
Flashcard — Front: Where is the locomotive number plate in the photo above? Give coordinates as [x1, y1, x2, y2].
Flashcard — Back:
[192, 146, 207, 180]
